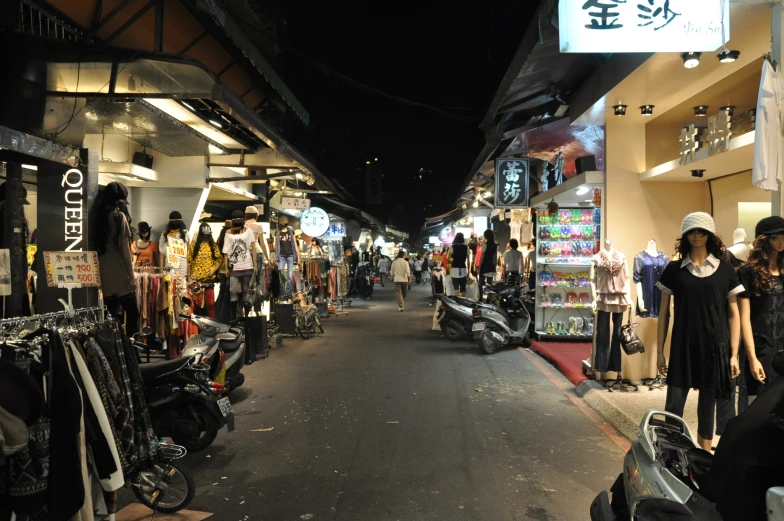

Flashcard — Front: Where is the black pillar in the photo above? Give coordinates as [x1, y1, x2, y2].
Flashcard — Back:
[3, 163, 29, 318]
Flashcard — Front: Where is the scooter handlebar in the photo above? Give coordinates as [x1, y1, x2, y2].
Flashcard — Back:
[179, 313, 193, 321]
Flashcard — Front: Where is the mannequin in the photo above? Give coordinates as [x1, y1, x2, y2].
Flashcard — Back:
[727, 228, 751, 263]
[633, 239, 669, 318]
[590, 239, 634, 388]
[275, 215, 301, 301]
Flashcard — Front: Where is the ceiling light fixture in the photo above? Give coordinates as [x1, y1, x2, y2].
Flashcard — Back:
[717, 48, 740, 63]
[693, 105, 709, 117]
[612, 104, 627, 116]
[681, 52, 701, 69]
[472, 200, 479, 208]
[294, 191, 303, 196]
[208, 119, 223, 129]
[575, 187, 590, 195]
[181, 101, 195, 111]
[721, 105, 736, 116]
[640, 105, 655, 117]
[483, 191, 491, 198]
[691, 169, 705, 178]
[295, 172, 304, 179]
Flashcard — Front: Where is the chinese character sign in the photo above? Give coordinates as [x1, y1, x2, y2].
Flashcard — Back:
[706, 111, 732, 156]
[280, 196, 311, 210]
[322, 222, 347, 238]
[560, 0, 728, 53]
[679, 124, 703, 166]
[43, 251, 101, 287]
[495, 158, 530, 207]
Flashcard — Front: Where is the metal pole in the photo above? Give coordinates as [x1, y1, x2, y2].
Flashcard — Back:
[3, 163, 28, 317]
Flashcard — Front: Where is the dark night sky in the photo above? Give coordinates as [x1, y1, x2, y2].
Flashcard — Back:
[280, 1, 541, 238]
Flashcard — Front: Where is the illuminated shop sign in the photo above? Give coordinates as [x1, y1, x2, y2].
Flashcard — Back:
[495, 158, 530, 207]
[300, 207, 330, 237]
[559, 0, 729, 53]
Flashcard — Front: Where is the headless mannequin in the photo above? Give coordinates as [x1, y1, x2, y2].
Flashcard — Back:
[636, 239, 659, 313]
[590, 239, 635, 391]
[727, 228, 751, 262]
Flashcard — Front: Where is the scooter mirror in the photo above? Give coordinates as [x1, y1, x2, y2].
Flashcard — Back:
[141, 326, 153, 338]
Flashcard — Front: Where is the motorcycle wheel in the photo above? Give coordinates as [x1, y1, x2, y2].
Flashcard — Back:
[171, 406, 219, 452]
[132, 460, 195, 514]
[521, 333, 533, 348]
[478, 329, 504, 355]
[440, 318, 465, 341]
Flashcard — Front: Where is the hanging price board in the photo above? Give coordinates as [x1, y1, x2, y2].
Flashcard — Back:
[43, 251, 101, 287]
[167, 237, 186, 268]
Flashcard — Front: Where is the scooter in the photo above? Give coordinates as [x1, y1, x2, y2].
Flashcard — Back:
[139, 355, 235, 452]
[436, 284, 513, 341]
[472, 288, 532, 354]
[590, 352, 784, 521]
[180, 313, 246, 393]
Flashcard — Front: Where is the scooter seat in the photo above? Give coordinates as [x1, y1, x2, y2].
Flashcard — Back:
[220, 329, 243, 354]
[139, 356, 194, 381]
[685, 447, 715, 501]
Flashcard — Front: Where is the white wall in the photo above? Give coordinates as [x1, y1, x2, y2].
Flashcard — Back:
[130, 187, 205, 238]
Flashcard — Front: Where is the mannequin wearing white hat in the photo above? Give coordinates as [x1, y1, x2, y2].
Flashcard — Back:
[656, 212, 743, 451]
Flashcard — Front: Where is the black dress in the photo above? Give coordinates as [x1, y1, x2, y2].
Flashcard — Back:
[658, 259, 741, 399]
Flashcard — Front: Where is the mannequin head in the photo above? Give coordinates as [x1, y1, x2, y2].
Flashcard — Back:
[279, 215, 289, 228]
[245, 205, 259, 222]
[676, 230, 725, 259]
[165, 210, 187, 240]
[745, 217, 784, 294]
[138, 221, 151, 241]
[191, 222, 219, 261]
[732, 228, 747, 245]
[454, 232, 465, 245]
[230, 210, 245, 232]
[94, 181, 131, 255]
[483, 229, 495, 244]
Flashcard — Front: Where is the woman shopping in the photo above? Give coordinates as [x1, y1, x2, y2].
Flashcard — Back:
[656, 212, 742, 451]
[450, 233, 469, 297]
[736, 216, 784, 412]
[188, 222, 223, 318]
[478, 229, 498, 302]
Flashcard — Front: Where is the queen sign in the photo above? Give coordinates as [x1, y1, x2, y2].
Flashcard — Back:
[494, 158, 530, 208]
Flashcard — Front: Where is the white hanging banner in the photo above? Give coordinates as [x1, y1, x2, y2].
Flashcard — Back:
[559, 0, 729, 53]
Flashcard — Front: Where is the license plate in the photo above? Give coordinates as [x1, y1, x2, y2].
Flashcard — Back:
[217, 397, 232, 417]
[472, 322, 486, 332]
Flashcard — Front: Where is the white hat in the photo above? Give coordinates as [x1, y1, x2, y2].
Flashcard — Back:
[681, 212, 716, 236]
[244, 205, 259, 215]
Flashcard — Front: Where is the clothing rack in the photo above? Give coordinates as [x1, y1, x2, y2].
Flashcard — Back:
[0, 305, 107, 327]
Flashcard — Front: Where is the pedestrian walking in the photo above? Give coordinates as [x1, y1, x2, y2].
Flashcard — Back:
[391, 250, 411, 311]
[736, 216, 784, 413]
[414, 257, 423, 285]
[656, 212, 742, 452]
[377, 256, 389, 287]
[422, 253, 431, 285]
[450, 233, 468, 297]
[478, 229, 499, 302]
[502, 239, 524, 286]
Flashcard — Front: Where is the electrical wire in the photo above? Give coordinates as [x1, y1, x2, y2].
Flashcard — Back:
[47, 61, 81, 135]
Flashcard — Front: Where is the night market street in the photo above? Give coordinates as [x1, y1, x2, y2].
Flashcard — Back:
[144, 283, 624, 521]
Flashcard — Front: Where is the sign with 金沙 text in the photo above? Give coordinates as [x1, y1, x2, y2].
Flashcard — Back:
[43, 251, 101, 287]
[559, 0, 729, 53]
[280, 196, 311, 210]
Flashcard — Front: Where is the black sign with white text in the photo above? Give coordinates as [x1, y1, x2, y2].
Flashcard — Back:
[494, 158, 530, 208]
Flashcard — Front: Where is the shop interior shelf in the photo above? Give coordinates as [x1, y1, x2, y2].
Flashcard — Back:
[538, 285, 592, 288]
[535, 331, 592, 341]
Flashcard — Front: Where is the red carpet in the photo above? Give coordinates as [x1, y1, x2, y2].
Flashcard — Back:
[528, 340, 591, 386]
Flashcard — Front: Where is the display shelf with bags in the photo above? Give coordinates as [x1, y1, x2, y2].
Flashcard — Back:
[535, 207, 600, 341]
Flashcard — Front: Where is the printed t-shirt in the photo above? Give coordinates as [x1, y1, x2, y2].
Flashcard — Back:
[278, 226, 294, 257]
[223, 228, 255, 272]
[133, 241, 159, 268]
[188, 241, 221, 282]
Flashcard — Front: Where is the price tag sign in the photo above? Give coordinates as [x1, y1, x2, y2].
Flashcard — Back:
[166, 237, 186, 268]
[43, 251, 101, 287]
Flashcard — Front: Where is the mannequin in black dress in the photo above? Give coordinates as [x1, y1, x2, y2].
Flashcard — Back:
[656, 212, 742, 451]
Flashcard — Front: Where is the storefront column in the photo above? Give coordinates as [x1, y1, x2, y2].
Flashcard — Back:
[773, 3, 784, 216]
[3, 162, 29, 318]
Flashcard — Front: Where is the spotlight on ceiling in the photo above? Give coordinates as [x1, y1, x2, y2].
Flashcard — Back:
[717, 48, 740, 63]
[691, 169, 705, 178]
[640, 105, 655, 117]
[483, 191, 491, 198]
[681, 52, 701, 69]
[472, 200, 479, 208]
[721, 105, 736, 117]
[295, 172, 304, 179]
[694, 105, 709, 117]
[612, 104, 628, 116]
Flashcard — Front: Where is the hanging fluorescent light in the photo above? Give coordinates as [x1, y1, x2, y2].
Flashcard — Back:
[612, 104, 627, 116]
[640, 105, 655, 116]
[209, 119, 223, 129]
[693, 105, 709, 117]
[681, 52, 701, 69]
[575, 187, 590, 195]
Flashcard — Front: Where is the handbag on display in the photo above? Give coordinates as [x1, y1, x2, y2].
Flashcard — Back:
[244, 277, 263, 309]
[620, 308, 645, 355]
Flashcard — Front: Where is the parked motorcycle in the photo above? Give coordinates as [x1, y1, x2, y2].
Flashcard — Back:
[139, 355, 235, 452]
[180, 313, 246, 393]
[437, 283, 519, 341]
[129, 442, 195, 513]
[472, 286, 532, 354]
[590, 352, 784, 521]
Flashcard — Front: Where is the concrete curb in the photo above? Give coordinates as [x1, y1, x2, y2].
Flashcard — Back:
[574, 380, 639, 441]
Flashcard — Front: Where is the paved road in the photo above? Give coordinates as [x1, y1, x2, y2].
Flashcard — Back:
[144, 283, 624, 521]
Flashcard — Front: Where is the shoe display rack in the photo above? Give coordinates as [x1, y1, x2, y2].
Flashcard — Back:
[535, 207, 600, 341]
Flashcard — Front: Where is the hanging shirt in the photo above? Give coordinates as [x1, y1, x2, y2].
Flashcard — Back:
[753, 59, 784, 191]
[223, 228, 255, 272]
[633, 250, 669, 318]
